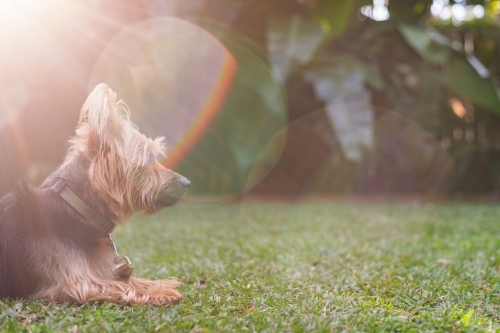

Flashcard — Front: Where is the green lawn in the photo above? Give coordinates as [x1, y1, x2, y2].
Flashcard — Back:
[2, 202, 500, 332]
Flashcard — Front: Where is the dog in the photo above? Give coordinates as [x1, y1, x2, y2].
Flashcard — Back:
[0, 83, 190, 305]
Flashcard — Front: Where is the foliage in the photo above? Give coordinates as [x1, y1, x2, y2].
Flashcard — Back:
[166, 0, 500, 195]
[3, 0, 500, 195]
[2, 202, 500, 331]
[304, 64, 374, 161]
[177, 21, 288, 196]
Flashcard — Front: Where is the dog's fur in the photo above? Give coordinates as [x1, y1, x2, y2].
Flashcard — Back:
[0, 84, 189, 305]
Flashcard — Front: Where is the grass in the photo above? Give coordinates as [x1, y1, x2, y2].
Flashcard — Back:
[1, 201, 500, 332]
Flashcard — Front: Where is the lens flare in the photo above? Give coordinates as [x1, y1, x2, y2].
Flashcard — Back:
[90, 17, 237, 168]
[90, 17, 287, 203]
[163, 51, 236, 169]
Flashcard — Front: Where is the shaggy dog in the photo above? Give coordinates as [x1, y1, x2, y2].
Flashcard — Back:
[0, 84, 190, 305]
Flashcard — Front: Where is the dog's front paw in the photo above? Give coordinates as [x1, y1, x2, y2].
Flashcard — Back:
[154, 280, 183, 306]
[127, 276, 183, 305]
[160, 279, 181, 289]
[152, 288, 183, 306]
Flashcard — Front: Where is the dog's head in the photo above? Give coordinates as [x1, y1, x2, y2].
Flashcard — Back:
[67, 83, 190, 217]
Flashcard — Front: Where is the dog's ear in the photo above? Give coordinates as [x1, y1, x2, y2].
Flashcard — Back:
[75, 83, 125, 145]
[75, 84, 126, 203]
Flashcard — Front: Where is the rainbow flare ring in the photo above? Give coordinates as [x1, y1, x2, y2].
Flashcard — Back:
[164, 50, 237, 169]
[89, 17, 238, 168]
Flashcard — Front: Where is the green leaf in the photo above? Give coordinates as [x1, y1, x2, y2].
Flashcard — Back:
[315, 0, 358, 38]
[324, 55, 385, 91]
[398, 24, 450, 64]
[178, 23, 288, 195]
[267, 16, 327, 80]
[442, 57, 500, 113]
[305, 66, 374, 161]
[460, 310, 474, 326]
[398, 24, 500, 113]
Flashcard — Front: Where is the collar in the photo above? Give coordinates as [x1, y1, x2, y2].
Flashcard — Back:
[51, 179, 116, 235]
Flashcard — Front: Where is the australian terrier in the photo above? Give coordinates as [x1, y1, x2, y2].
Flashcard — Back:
[0, 84, 190, 305]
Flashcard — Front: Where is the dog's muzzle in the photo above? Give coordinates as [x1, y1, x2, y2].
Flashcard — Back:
[156, 176, 190, 207]
[177, 177, 191, 190]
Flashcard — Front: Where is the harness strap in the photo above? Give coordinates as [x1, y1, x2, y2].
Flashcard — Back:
[51, 179, 116, 235]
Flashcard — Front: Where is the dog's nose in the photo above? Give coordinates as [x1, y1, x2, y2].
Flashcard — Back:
[179, 177, 191, 189]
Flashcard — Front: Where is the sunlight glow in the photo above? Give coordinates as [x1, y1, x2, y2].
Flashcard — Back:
[0, 1, 26, 23]
[360, 0, 390, 22]
[449, 98, 466, 118]
[451, 4, 467, 21]
[431, 0, 485, 23]
[473, 5, 485, 18]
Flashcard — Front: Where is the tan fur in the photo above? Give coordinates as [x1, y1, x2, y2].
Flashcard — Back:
[31, 84, 188, 305]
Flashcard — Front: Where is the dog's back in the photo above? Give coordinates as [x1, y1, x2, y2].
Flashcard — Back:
[0, 181, 111, 300]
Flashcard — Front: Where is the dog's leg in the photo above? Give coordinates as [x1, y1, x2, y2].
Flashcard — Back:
[127, 276, 183, 303]
[28, 239, 182, 306]
[35, 279, 182, 306]
[128, 276, 181, 289]
[79, 279, 183, 306]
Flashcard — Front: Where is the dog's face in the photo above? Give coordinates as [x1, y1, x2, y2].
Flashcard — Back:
[66, 84, 189, 216]
[119, 129, 191, 214]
